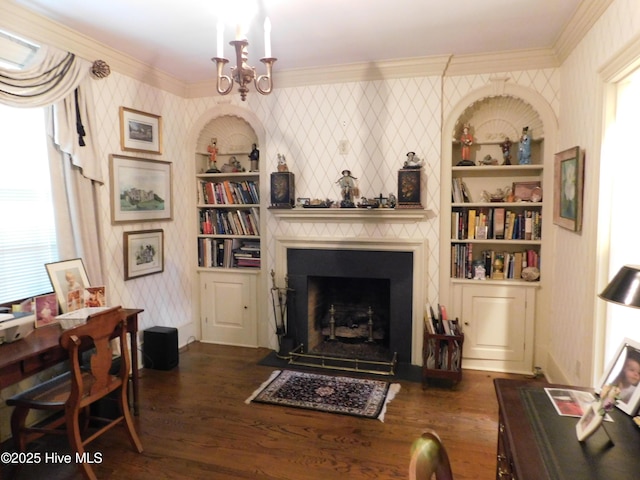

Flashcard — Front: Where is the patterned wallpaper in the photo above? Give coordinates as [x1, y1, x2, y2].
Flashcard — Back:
[550, 0, 640, 385]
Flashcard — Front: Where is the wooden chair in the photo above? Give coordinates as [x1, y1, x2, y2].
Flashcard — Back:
[409, 429, 453, 480]
[6, 306, 143, 480]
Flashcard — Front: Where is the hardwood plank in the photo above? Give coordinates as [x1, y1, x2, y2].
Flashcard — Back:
[2, 342, 536, 479]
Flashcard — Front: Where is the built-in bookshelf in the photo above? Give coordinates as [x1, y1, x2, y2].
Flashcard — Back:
[449, 162, 544, 283]
[196, 169, 260, 270]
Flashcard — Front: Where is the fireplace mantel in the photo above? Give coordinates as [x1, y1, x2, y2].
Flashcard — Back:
[269, 208, 434, 223]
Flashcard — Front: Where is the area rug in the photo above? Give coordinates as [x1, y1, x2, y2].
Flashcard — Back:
[245, 370, 400, 422]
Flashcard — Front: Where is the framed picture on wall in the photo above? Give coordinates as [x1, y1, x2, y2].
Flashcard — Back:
[124, 229, 164, 280]
[109, 154, 173, 224]
[553, 146, 584, 232]
[119, 107, 163, 154]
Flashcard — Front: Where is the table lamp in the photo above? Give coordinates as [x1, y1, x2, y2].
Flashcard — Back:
[599, 265, 640, 308]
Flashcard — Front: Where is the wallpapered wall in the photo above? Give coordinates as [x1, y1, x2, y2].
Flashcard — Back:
[83, 65, 562, 353]
[550, 0, 640, 386]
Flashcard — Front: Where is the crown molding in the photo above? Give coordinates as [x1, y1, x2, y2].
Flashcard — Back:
[2, 0, 612, 98]
[554, 0, 614, 63]
[444, 48, 559, 76]
[0, 1, 187, 97]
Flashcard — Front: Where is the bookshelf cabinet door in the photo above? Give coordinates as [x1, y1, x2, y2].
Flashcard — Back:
[199, 272, 258, 347]
[457, 283, 535, 374]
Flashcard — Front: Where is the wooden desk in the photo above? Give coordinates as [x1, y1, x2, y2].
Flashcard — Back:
[494, 378, 640, 479]
[0, 308, 142, 416]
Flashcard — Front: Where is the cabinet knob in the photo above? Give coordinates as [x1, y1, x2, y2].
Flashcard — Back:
[244, 306, 248, 309]
[464, 321, 470, 326]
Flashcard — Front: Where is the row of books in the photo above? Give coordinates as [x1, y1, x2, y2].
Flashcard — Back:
[424, 304, 462, 371]
[198, 180, 259, 205]
[425, 304, 462, 336]
[198, 239, 261, 268]
[199, 207, 260, 236]
[451, 244, 540, 280]
[451, 178, 472, 203]
[424, 338, 462, 371]
[452, 207, 541, 241]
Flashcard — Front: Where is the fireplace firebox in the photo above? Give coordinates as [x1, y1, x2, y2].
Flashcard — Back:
[286, 248, 414, 368]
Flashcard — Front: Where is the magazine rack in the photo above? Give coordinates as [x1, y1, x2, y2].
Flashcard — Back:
[422, 330, 464, 386]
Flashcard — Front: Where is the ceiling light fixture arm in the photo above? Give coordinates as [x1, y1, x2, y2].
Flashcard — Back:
[212, 39, 277, 101]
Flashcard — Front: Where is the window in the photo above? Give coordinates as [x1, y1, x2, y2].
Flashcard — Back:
[0, 104, 58, 304]
[603, 67, 640, 360]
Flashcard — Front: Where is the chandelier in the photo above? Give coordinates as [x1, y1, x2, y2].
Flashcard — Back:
[212, 18, 276, 101]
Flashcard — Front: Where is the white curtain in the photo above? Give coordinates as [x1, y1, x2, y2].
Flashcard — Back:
[0, 44, 105, 284]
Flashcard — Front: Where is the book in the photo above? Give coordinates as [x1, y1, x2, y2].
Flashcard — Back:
[493, 208, 505, 239]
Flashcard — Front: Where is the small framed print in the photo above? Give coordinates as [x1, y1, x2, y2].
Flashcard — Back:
[575, 402, 604, 442]
[553, 146, 584, 231]
[124, 229, 164, 280]
[397, 169, 422, 208]
[35, 293, 59, 328]
[270, 172, 295, 208]
[119, 107, 163, 154]
[512, 181, 542, 202]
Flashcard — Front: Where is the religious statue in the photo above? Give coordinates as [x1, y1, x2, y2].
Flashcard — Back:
[458, 123, 474, 166]
[206, 138, 220, 173]
[500, 137, 513, 165]
[249, 143, 259, 172]
[336, 170, 358, 208]
[518, 127, 531, 165]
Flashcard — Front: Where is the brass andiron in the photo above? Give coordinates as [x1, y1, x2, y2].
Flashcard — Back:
[329, 305, 336, 340]
[270, 270, 292, 358]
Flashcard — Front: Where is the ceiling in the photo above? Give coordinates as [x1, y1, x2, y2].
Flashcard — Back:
[12, 0, 584, 84]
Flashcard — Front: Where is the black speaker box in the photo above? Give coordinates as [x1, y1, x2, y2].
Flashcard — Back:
[143, 326, 179, 370]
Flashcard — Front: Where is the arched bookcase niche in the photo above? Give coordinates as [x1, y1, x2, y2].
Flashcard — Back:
[439, 80, 558, 374]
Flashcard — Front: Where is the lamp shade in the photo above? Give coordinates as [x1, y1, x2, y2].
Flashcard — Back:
[599, 265, 640, 308]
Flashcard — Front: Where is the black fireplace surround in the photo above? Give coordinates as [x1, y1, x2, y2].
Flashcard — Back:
[286, 248, 414, 363]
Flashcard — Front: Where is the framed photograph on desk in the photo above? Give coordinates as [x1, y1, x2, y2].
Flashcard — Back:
[597, 337, 640, 415]
[45, 258, 90, 313]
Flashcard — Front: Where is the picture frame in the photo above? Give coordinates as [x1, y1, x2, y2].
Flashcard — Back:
[110, 154, 173, 224]
[575, 402, 604, 442]
[34, 293, 59, 328]
[119, 107, 163, 154]
[597, 337, 640, 416]
[45, 258, 91, 313]
[512, 181, 542, 202]
[397, 168, 422, 208]
[124, 229, 164, 280]
[553, 146, 584, 232]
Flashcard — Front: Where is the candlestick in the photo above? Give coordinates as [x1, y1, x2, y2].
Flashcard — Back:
[264, 17, 272, 58]
[217, 21, 224, 58]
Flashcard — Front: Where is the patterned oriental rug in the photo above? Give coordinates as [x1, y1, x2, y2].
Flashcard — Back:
[245, 370, 401, 422]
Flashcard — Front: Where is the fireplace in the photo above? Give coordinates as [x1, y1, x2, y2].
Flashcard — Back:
[275, 237, 428, 367]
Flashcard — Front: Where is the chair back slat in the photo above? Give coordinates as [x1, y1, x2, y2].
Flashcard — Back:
[59, 306, 127, 408]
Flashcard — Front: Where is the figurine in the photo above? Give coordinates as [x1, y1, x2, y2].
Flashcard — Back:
[277, 153, 288, 172]
[220, 156, 244, 173]
[500, 137, 513, 165]
[206, 138, 220, 173]
[249, 143, 259, 172]
[518, 127, 531, 165]
[403, 151, 424, 169]
[458, 123, 474, 166]
[388, 193, 397, 208]
[336, 170, 358, 208]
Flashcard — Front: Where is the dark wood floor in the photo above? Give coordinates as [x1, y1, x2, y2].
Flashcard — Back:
[2, 342, 541, 479]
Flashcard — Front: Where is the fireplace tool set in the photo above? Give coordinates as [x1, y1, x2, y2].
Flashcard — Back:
[270, 270, 294, 358]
